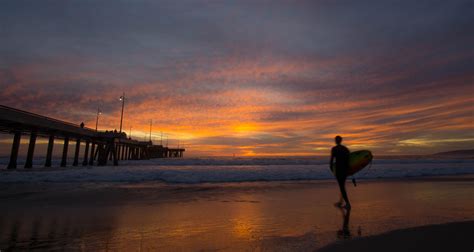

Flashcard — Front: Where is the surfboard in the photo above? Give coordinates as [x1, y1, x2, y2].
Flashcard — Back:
[331, 150, 373, 176]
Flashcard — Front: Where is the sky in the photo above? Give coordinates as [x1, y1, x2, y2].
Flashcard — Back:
[0, 0, 473, 157]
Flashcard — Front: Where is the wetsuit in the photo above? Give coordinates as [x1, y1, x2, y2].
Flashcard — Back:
[331, 145, 350, 205]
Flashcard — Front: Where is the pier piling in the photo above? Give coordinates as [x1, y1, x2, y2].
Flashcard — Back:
[7, 132, 21, 169]
[45, 135, 54, 167]
[83, 141, 90, 166]
[112, 144, 118, 166]
[73, 139, 81, 166]
[89, 143, 95, 165]
[60, 137, 69, 167]
[25, 131, 37, 168]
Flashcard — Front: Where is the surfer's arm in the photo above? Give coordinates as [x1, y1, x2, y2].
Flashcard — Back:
[329, 149, 334, 169]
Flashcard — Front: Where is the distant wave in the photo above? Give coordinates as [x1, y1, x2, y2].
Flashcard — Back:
[0, 158, 473, 183]
[0, 156, 471, 167]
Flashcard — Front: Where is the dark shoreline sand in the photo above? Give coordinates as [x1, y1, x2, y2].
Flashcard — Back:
[0, 175, 473, 251]
[318, 220, 473, 252]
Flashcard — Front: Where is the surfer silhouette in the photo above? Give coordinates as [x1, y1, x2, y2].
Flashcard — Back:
[330, 135, 351, 209]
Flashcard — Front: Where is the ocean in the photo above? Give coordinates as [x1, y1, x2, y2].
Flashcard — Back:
[0, 156, 473, 183]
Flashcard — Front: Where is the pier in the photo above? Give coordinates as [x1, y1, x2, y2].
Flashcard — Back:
[0, 105, 185, 169]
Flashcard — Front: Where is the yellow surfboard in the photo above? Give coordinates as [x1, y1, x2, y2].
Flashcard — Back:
[331, 150, 373, 176]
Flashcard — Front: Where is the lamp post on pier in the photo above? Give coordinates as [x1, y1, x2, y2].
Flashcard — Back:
[119, 93, 126, 133]
[149, 119, 152, 142]
[95, 107, 102, 131]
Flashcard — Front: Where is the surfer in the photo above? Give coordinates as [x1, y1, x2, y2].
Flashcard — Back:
[330, 135, 351, 209]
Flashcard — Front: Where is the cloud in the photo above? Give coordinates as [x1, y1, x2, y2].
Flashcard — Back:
[0, 0, 473, 156]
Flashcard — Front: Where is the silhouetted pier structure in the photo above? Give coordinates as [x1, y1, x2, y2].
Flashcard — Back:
[0, 105, 185, 169]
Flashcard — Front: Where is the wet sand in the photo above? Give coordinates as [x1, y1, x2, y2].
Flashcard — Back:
[0, 175, 473, 251]
[318, 220, 473, 252]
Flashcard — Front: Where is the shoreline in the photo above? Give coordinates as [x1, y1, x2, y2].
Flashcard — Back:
[317, 220, 474, 252]
[0, 170, 472, 185]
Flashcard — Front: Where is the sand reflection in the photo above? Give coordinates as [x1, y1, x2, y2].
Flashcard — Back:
[230, 196, 263, 240]
[337, 208, 351, 240]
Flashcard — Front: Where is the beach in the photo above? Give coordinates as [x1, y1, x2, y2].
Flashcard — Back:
[319, 220, 473, 252]
[1, 174, 473, 251]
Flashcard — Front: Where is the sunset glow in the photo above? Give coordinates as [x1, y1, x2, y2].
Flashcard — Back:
[1, 0, 472, 157]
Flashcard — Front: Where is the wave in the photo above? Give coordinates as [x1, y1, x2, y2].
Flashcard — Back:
[0, 156, 471, 167]
[0, 158, 473, 183]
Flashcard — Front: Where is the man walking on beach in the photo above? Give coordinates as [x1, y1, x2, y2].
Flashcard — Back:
[330, 135, 351, 209]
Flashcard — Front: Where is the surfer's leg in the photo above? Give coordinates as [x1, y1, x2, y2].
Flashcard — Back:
[334, 196, 344, 207]
[334, 183, 343, 207]
[337, 176, 350, 208]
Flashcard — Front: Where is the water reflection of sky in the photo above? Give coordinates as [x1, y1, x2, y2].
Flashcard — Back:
[0, 179, 473, 251]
